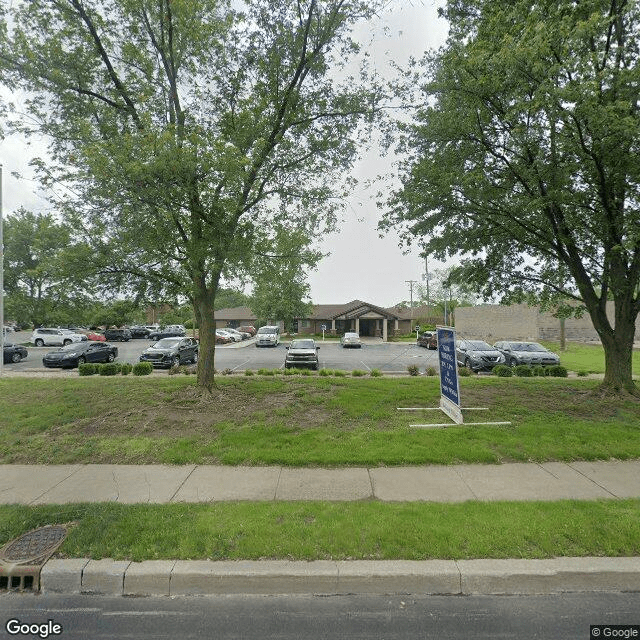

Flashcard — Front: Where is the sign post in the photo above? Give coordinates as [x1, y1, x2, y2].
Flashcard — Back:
[436, 326, 462, 424]
[321, 324, 326, 341]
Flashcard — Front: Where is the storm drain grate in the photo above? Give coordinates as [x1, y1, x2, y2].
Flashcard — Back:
[0, 525, 69, 592]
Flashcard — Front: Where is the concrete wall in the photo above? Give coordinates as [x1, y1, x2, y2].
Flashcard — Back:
[456, 302, 639, 343]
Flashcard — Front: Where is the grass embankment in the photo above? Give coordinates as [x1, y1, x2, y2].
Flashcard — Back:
[542, 341, 640, 374]
[3, 500, 640, 562]
[1, 376, 639, 466]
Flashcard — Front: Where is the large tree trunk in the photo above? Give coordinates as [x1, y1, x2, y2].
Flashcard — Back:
[586, 296, 637, 394]
[194, 293, 217, 391]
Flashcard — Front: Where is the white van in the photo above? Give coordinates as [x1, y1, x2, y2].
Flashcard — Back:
[255, 325, 280, 347]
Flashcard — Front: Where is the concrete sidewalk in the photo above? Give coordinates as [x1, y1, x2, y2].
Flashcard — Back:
[2, 460, 640, 505]
[3, 460, 640, 597]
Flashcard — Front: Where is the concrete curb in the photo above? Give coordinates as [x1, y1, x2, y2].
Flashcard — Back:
[39, 557, 640, 597]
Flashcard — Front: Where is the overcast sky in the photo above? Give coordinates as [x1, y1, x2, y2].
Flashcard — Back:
[0, 0, 449, 309]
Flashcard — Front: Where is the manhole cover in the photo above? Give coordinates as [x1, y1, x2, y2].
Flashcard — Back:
[0, 525, 68, 566]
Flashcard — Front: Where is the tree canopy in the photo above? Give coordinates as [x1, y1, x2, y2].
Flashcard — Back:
[381, 0, 640, 392]
[1, 0, 383, 388]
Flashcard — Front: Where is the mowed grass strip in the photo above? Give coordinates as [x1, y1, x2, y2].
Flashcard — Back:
[1, 500, 640, 562]
[1, 376, 639, 466]
[542, 340, 640, 374]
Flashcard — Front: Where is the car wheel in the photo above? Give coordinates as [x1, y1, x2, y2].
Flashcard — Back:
[107, 353, 115, 362]
[464, 358, 473, 371]
[77, 356, 86, 366]
[11, 352, 22, 363]
[63, 339, 72, 346]
[509, 357, 517, 367]
[35, 339, 44, 347]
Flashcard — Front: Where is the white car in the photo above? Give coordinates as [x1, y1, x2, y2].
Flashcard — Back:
[224, 328, 247, 341]
[216, 329, 241, 343]
[255, 326, 280, 347]
[31, 328, 87, 347]
[340, 332, 362, 348]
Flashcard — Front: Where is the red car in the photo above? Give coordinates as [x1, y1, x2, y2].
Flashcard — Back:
[86, 331, 106, 342]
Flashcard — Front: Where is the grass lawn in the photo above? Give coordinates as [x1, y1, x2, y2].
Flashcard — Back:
[542, 340, 640, 374]
[1, 376, 639, 466]
[1, 500, 640, 561]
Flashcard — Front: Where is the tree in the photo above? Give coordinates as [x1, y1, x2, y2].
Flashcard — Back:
[381, 0, 640, 393]
[1, 0, 382, 389]
[249, 225, 321, 331]
[3, 208, 89, 327]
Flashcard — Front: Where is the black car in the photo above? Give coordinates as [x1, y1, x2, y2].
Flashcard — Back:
[129, 325, 151, 338]
[104, 328, 132, 342]
[148, 328, 185, 341]
[42, 341, 118, 368]
[284, 339, 320, 370]
[417, 331, 438, 350]
[3, 343, 28, 364]
[139, 337, 199, 368]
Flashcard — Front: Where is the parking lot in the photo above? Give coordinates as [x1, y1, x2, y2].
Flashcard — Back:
[4, 332, 440, 374]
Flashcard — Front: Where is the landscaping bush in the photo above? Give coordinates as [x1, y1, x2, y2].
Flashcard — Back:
[300, 369, 312, 376]
[492, 365, 513, 377]
[532, 365, 546, 377]
[407, 364, 419, 376]
[577, 370, 588, 377]
[369, 369, 382, 377]
[120, 363, 133, 376]
[333, 369, 347, 377]
[133, 362, 153, 376]
[547, 365, 569, 377]
[99, 363, 119, 376]
[351, 369, 365, 377]
[319, 368, 333, 376]
[78, 363, 98, 376]
[257, 368, 276, 376]
[514, 365, 533, 377]
[425, 366, 437, 376]
[283, 368, 297, 375]
[457, 366, 472, 376]
[244, 369, 254, 376]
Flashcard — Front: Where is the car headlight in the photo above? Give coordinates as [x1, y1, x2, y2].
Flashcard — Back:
[68, 352, 78, 357]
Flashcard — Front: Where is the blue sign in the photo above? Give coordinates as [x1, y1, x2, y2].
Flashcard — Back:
[437, 326, 462, 423]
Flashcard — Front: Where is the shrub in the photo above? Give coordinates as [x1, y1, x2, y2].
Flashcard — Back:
[532, 365, 546, 377]
[319, 368, 333, 376]
[283, 368, 297, 375]
[425, 366, 437, 377]
[492, 365, 513, 377]
[333, 369, 347, 377]
[514, 365, 533, 377]
[351, 369, 365, 377]
[168, 365, 181, 375]
[407, 364, 420, 376]
[78, 363, 97, 376]
[133, 362, 153, 376]
[300, 369, 312, 376]
[99, 363, 119, 376]
[257, 368, 276, 376]
[547, 365, 569, 377]
[221, 368, 234, 375]
[369, 369, 382, 377]
[120, 363, 133, 376]
[457, 366, 472, 377]
[577, 370, 588, 377]
[244, 369, 254, 376]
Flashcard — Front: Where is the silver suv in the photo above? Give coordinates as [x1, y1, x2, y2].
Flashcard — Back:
[31, 328, 87, 347]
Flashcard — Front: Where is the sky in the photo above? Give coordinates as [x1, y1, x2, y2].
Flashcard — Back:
[0, 0, 450, 309]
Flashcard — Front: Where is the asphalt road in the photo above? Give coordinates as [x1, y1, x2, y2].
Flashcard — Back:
[4, 333, 440, 374]
[1, 592, 639, 639]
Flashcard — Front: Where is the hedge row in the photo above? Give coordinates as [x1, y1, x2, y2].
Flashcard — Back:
[78, 362, 151, 376]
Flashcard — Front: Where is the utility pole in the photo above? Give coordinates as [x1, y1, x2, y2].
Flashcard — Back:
[405, 279, 418, 327]
[422, 254, 430, 311]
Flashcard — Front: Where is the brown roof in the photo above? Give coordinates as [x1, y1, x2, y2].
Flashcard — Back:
[308, 300, 400, 320]
[213, 306, 257, 321]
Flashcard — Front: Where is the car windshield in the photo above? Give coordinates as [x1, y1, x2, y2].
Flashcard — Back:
[344, 333, 359, 338]
[154, 338, 181, 348]
[510, 343, 530, 351]
[258, 328, 276, 334]
[527, 343, 547, 351]
[466, 341, 493, 350]
[290, 340, 315, 349]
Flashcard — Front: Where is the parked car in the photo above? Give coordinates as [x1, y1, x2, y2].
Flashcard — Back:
[215, 330, 233, 344]
[255, 325, 280, 347]
[148, 327, 186, 341]
[104, 328, 132, 342]
[85, 331, 106, 342]
[3, 343, 28, 364]
[237, 325, 257, 336]
[139, 337, 199, 368]
[456, 339, 505, 372]
[493, 341, 561, 366]
[417, 331, 438, 350]
[31, 328, 87, 347]
[42, 341, 118, 368]
[340, 332, 362, 348]
[284, 339, 320, 370]
[225, 328, 249, 341]
[129, 325, 151, 338]
[164, 324, 187, 335]
[216, 329, 241, 343]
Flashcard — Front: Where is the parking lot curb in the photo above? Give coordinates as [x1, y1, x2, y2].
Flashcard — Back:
[38, 557, 640, 597]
